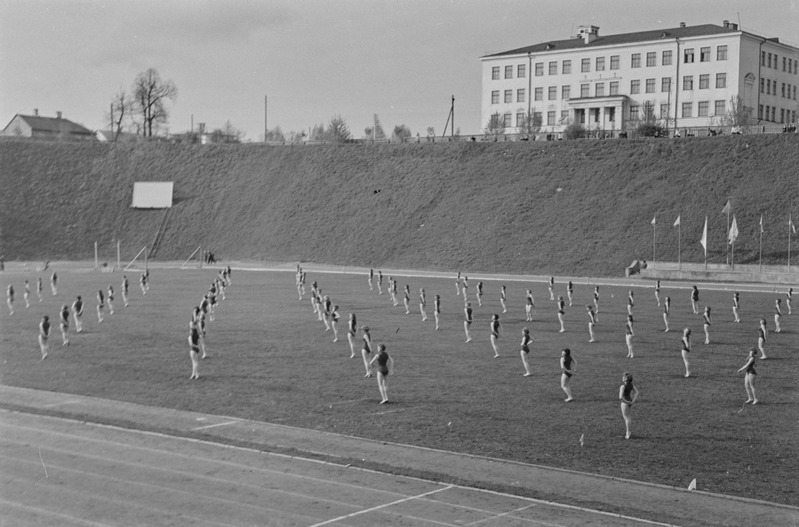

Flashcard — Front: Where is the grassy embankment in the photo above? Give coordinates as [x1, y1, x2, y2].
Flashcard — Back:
[1, 134, 798, 276]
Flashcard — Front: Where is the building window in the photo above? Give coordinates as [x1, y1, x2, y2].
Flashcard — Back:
[609, 81, 619, 95]
[548, 86, 557, 100]
[630, 79, 641, 94]
[660, 103, 670, 119]
[562, 60, 571, 74]
[765, 105, 770, 120]
[630, 105, 639, 120]
[681, 102, 692, 117]
[767, 79, 771, 95]
[758, 104, 763, 119]
[580, 83, 589, 97]
[684, 48, 694, 63]
[562, 85, 571, 100]
[491, 91, 500, 104]
[646, 78, 656, 93]
[631, 53, 641, 68]
[661, 77, 672, 92]
[683, 75, 694, 91]
[610, 55, 620, 70]
[533, 112, 542, 125]
[771, 107, 776, 121]
[535, 62, 544, 76]
[547, 110, 556, 125]
[782, 83, 786, 98]
[714, 100, 726, 116]
[561, 110, 569, 123]
[504, 90, 513, 103]
[534, 87, 543, 101]
[517, 64, 526, 78]
[781, 108, 785, 123]
[767, 53, 772, 68]
[549, 61, 558, 75]
[699, 74, 710, 89]
[503, 113, 512, 127]
[596, 56, 605, 71]
[581, 58, 590, 72]
[517, 89, 525, 103]
[516, 112, 525, 127]
[760, 78, 765, 93]
[663, 50, 673, 65]
[784, 57, 788, 72]
[505, 65, 513, 79]
[595, 83, 605, 97]
[716, 73, 727, 89]
[698, 101, 709, 117]
[717, 45, 728, 61]
[700, 47, 711, 62]
[492, 67, 500, 80]
[646, 52, 656, 67]
[761, 51, 766, 66]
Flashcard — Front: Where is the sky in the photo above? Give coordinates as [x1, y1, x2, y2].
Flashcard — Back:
[1, 0, 797, 141]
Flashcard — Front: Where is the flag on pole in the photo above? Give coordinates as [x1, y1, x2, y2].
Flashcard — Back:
[760, 215, 764, 234]
[651, 215, 656, 226]
[700, 216, 708, 255]
[729, 215, 739, 244]
[722, 200, 731, 215]
[688, 478, 697, 491]
[673, 215, 681, 227]
[791, 214, 797, 234]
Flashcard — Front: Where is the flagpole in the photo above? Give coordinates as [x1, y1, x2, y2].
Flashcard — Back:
[678, 220, 682, 269]
[652, 216, 656, 270]
[759, 220, 763, 273]
[790, 212, 793, 273]
[726, 199, 731, 268]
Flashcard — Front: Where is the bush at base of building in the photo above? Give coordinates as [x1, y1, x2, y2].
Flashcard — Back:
[636, 123, 667, 137]
[563, 123, 587, 139]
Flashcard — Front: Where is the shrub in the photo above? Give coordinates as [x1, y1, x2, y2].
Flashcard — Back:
[563, 123, 586, 140]
[636, 123, 667, 137]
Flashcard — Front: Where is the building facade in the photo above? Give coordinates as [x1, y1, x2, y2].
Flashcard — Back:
[1, 110, 94, 141]
[481, 21, 799, 136]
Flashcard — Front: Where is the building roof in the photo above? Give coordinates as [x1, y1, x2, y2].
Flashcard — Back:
[3, 114, 93, 136]
[484, 23, 745, 58]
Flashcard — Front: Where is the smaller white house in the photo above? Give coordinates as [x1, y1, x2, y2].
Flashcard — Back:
[1, 110, 95, 141]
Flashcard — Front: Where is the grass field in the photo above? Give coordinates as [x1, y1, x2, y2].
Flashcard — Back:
[0, 264, 797, 507]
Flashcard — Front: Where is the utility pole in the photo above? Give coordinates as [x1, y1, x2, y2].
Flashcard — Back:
[264, 96, 268, 143]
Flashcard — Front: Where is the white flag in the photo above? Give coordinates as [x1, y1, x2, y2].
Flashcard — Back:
[651, 215, 656, 226]
[760, 215, 764, 234]
[729, 215, 739, 244]
[791, 214, 797, 234]
[722, 200, 731, 215]
[700, 216, 708, 255]
[688, 478, 697, 491]
[673, 215, 681, 227]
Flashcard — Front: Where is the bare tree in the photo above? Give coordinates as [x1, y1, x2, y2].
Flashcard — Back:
[517, 109, 542, 135]
[485, 112, 505, 137]
[391, 124, 412, 142]
[266, 126, 285, 142]
[722, 95, 754, 127]
[106, 89, 134, 141]
[132, 68, 178, 137]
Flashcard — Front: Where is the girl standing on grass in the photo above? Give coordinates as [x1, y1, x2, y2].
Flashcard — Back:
[737, 347, 758, 405]
[548, 276, 555, 301]
[691, 285, 700, 315]
[567, 281, 574, 306]
[377, 270, 383, 295]
[663, 296, 671, 332]
[96, 289, 105, 323]
[188, 323, 201, 380]
[6, 284, 14, 315]
[121, 275, 129, 307]
[593, 286, 600, 313]
[732, 292, 741, 323]
[654, 280, 661, 307]
[368, 268, 374, 291]
[625, 315, 634, 358]
[520, 327, 533, 376]
[107, 285, 115, 315]
[461, 276, 469, 302]
[525, 290, 535, 321]
[23, 280, 30, 308]
[680, 328, 692, 377]
[455, 272, 461, 296]
[59, 304, 70, 346]
[476, 281, 484, 307]
[433, 294, 441, 330]
[560, 348, 575, 402]
[489, 314, 501, 358]
[703, 306, 712, 344]
[786, 288, 793, 315]
[419, 288, 427, 321]
[369, 343, 393, 404]
[757, 319, 768, 359]
[463, 302, 474, 342]
[500, 285, 507, 313]
[360, 326, 373, 377]
[38, 315, 50, 360]
[774, 298, 782, 333]
[330, 305, 340, 342]
[627, 290, 634, 316]
[50, 272, 58, 296]
[586, 305, 597, 342]
[403, 284, 411, 314]
[37, 277, 43, 302]
[347, 313, 357, 358]
[72, 295, 84, 333]
[557, 296, 566, 332]
[619, 372, 639, 439]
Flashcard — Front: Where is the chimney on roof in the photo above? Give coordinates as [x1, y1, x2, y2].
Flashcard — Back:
[56, 111, 62, 119]
[680, 22, 686, 28]
[34, 108, 39, 117]
[723, 20, 729, 28]
[577, 25, 599, 45]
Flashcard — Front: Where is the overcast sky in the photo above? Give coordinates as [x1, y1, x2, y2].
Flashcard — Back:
[1, 0, 796, 140]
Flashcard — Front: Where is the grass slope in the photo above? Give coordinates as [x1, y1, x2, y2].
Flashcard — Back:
[2, 135, 798, 276]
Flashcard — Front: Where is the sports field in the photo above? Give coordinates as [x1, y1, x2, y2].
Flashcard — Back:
[0, 263, 796, 508]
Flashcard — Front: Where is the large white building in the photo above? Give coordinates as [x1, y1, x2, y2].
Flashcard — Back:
[480, 20, 799, 136]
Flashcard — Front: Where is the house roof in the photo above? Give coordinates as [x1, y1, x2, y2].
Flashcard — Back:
[483, 23, 743, 58]
[4, 114, 93, 135]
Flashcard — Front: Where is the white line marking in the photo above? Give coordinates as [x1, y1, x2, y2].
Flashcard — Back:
[307, 485, 454, 527]
[191, 419, 240, 431]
